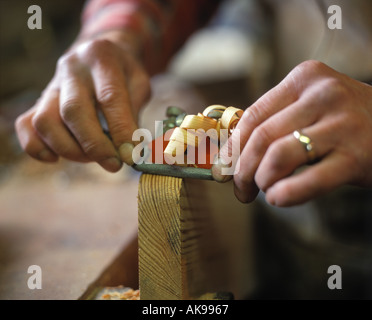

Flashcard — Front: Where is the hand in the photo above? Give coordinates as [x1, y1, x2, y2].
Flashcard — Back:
[215, 60, 372, 206]
[15, 32, 151, 172]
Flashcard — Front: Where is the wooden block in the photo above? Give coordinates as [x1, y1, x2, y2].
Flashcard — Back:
[138, 174, 255, 300]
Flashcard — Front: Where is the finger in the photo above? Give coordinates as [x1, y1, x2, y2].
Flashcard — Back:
[219, 67, 302, 161]
[15, 107, 58, 162]
[216, 65, 306, 183]
[91, 57, 138, 158]
[59, 62, 122, 172]
[233, 91, 322, 203]
[219, 60, 328, 165]
[265, 152, 353, 207]
[255, 122, 335, 192]
[124, 55, 151, 120]
[31, 88, 91, 163]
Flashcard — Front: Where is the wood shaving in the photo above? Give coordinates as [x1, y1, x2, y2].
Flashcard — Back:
[101, 288, 140, 300]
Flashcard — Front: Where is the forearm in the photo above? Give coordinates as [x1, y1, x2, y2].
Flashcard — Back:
[77, 0, 222, 75]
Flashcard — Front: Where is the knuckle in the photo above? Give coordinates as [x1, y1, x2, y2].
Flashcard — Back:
[109, 120, 136, 147]
[247, 102, 269, 126]
[31, 112, 49, 135]
[109, 119, 133, 137]
[60, 99, 81, 122]
[246, 105, 260, 125]
[294, 60, 327, 76]
[250, 124, 272, 152]
[97, 85, 122, 108]
[78, 39, 116, 62]
[255, 142, 285, 191]
[57, 52, 77, 71]
[80, 139, 110, 161]
[321, 77, 351, 103]
[265, 141, 286, 169]
[15, 113, 28, 130]
[85, 38, 112, 53]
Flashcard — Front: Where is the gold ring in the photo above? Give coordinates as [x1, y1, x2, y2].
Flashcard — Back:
[293, 130, 316, 163]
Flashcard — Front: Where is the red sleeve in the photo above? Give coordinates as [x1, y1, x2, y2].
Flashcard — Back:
[80, 0, 221, 72]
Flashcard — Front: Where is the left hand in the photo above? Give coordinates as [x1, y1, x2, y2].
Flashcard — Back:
[14, 31, 151, 172]
[214, 60, 372, 207]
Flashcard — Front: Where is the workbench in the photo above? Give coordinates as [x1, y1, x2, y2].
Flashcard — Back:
[0, 157, 139, 300]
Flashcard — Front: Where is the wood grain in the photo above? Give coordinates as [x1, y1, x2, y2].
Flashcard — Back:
[138, 174, 255, 300]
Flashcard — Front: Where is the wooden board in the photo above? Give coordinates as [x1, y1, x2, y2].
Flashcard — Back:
[138, 174, 256, 300]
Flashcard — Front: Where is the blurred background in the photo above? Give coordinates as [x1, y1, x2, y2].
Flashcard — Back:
[0, 0, 139, 300]
[0, 0, 85, 176]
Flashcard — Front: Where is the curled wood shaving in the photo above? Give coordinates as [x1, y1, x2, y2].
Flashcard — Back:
[180, 114, 217, 131]
[163, 105, 244, 166]
[101, 288, 140, 300]
[220, 107, 244, 132]
[202, 105, 227, 117]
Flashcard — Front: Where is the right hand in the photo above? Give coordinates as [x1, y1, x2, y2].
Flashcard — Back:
[15, 35, 151, 172]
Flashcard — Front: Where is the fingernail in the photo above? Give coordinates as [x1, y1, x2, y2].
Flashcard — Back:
[38, 149, 58, 162]
[99, 157, 122, 172]
[211, 156, 233, 183]
[119, 143, 135, 166]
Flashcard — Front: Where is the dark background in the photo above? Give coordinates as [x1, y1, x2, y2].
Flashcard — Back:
[0, 0, 85, 168]
[0, 0, 84, 100]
